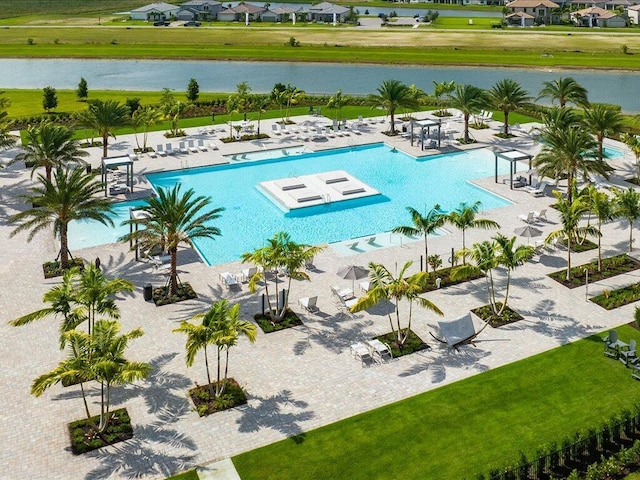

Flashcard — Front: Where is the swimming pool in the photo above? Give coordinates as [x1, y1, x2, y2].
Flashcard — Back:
[69, 144, 519, 265]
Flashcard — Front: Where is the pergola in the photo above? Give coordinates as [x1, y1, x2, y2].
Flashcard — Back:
[410, 119, 442, 150]
[494, 149, 533, 190]
[101, 155, 134, 197]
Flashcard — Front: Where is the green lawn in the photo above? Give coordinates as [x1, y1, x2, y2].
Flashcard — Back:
[234, 325, 640, 480]
[166, 470, 199, 480]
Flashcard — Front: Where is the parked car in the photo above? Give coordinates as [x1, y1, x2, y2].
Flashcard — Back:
[184, 21, 201, 27]
[153, 20, 169, 26]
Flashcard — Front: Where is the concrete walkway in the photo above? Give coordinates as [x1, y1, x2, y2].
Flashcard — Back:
[0, 112, 638, 479]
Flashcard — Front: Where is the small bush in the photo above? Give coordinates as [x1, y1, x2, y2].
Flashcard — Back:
[27, 37, 34, 45]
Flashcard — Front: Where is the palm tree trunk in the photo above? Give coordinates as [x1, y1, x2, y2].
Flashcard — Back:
[99, 382, 111, 433]
[630, 221, 634, 252]
[102, 134, 108, 158]
[170, 247, 178, 297]
[99, 381, 106, 430]
[503, 110, 509, 136]
[597, 220, 602, 272]
[204, 345, 211, 385]
[390, 108, 396, 135]
[566, 237, 572, 281]
[464, 114, 470, 143]
[403, 300, 413, 346]
[497, 273, 511, 316]
[45, 165, 52, 183]
[395, 298, 402, 344]
[215, 346, 222, 396]
[424, 235, 429, 272]
[60, 224, 69, 270]
[80, 382, 93, 421]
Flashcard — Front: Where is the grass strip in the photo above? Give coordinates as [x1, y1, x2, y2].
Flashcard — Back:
[233, 325, 640, 479]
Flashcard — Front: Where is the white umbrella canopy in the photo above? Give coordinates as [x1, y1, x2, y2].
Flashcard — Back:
[514, 226, 543, 245]
[336, 265, 369, 290]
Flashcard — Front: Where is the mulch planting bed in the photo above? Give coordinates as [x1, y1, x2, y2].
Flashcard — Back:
[69, 408, 133, 455]
[376, 329, 430, 358]
[153, 283, 197, 306]
[471, 304, 524, 328]
[549, 254, 640, 289]
[189, 379, 247, 417]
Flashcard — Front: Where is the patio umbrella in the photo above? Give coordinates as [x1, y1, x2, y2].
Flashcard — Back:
[336, 265, 369, 291]
[514, 225, 543, 245]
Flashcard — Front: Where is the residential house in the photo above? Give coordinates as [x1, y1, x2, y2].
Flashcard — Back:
[628, 3, 640, 23]
[261, 6, 302, 23]
[177, 0, 222, 21]
[571, 5, 627, 26]
[567, 0, 632, 10]
[505, 11, 535, 25]
[217, 3, 267, 22]
[307, 2, 350, 23]
[505, 0, 560, 24]
[130, 2, 180, 21]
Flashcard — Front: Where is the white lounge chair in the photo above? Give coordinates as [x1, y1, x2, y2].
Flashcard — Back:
[208, 142, 219, 151]
[165, 143, 175, 155]
[178, 141, 188, 154]
[220, 272, 238, 288]
[518, 212, 535, 223]
[367, 339, 392, 363]
[298, 296, 318, 313]
[348, 242, 359, 250]
[366, 236, 377, 245]
[533, 209, 547, 222]
[350, 342, 373, 367]
[148, 148, 157, 159]
[128, 149, 139, 161]
[156, 144, 167, 157]
[187, 140, 198, 153]
[271, 124, 281, 135]
[241, 266, 258, 282]
[197, 139, 207, 152]
[526, 181, 548, 197]
[359, 281, 371, 293]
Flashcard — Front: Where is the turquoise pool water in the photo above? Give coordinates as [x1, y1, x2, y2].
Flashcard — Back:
[69, 144, 518, 265]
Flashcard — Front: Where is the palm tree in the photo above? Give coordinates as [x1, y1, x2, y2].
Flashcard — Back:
[10, 264, 133, 342]
[614, 187, 640, 252]
[242, 231, 324, 322]
[534, 125, 609, 204]
[350, 261, 443, 348]
[538, 77, 589, 108]
[32, 320, 149, 432]
[392, 204, 445, 272]
[11, 122, 88, 182]
[327, 89, 348, 122]
[452, 235, 534, 316]
[174, 299, 257, 397]
[253, 95, 271, 136]
[9, 268, 83, 348]
[489, 79, 531, 137]
[0, 93, 17, 151]
[622, 133, 640, 181]
[366, 79, 419, 135]
[78, 99, 130, 158]
[584, 185, 616, 271]
[131, 106, 162, 151]
[449, 84, 489, 143]
[232, 81, 253, 122]
[283, 83, 304, 122]
[31, 329, 96, 423]
[10, 166, 114, 270]
[120, 185, 224, 297]
[444, 201, 500, 263]
[546, 191, 598, 280]
[583, 104, 624, 162]
[432, 80, 455, 116]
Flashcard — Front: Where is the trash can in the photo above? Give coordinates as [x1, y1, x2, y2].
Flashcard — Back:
[86, 165, 92, 174]
[143, 284, 153, 301]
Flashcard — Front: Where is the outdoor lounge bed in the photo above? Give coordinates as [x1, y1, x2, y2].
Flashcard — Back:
[332, 182, 365, 196]
[430, 312, 483, 351]
[276, 179, 306, 191]
[318, 172, 349, 184]
[289, 188, 323, 203]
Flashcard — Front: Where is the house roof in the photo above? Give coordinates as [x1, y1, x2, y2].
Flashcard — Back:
[572, 5, 622, 17]
[219, 3, 266, 14]
[506, 11, 535, 18]
[270, 6, 300, 14]
[181, 0, 221, 6]
[308, 1, 350, 14]
[131, 2, 178, 13]
[506, 0, 559, 8]
[628, 3, 640, 9]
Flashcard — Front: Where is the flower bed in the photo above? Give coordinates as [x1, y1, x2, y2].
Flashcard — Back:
[153, 283, 197, 306]
[421, 266, 484, 293]
[42, 257, 85, 279]
[549, 254, 640, 289]
[591, 283, 640, 310]
[376, 328, 430, 358]
[68, 408, 133, 455]
[254, 309, 303, 333]
[471, 304, 523, 328]
[189, 378, 247, 417]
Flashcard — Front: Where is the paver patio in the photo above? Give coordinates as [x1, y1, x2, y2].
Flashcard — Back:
[0, 113, 637, 479]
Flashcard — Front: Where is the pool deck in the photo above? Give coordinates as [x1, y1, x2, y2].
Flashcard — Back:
[2, 111, 640, 479]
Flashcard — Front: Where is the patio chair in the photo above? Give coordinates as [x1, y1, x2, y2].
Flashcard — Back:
[165, 143, 175, 155]
[298, 296, 318, 313]
[620, 339, 637, 367]
[359, 281, 371, 293]
[156, 144, 167, 157]
[632, 360, 640, 381]
[178, 141, 189, 154]
[366, 236, 377, 245]
[518, 212, 535, 224]
[603, 330, 627, 358]
[220, 272, 239, 288]
[526, 181, 548, 197]
[188, 140, 198, 153]
[128, 149, 139, 161]
[240, 266, 257, 283]
[271, 124, 281, 135]
[367, 339, 393, 363]
[350, 342, 373, 367]
[533, 209, 548, 222]
[208, 142, 219, 151]
[197, 139, 207, 152]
